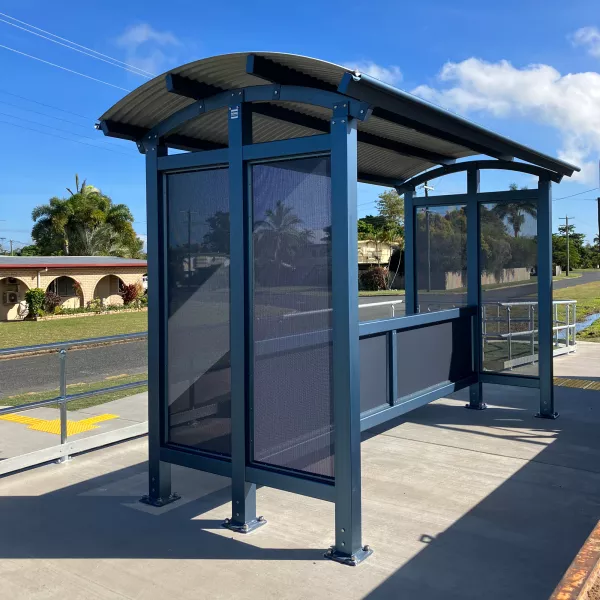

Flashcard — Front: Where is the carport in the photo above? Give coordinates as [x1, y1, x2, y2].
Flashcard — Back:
[98, 52, 579, 565]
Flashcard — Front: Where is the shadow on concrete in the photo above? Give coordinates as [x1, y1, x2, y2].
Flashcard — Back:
[0, 382, 599, 598]
[0, 461, 323, 562]
[364, 382, 600, 600]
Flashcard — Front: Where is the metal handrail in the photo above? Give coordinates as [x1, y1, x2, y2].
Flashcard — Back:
[482, 300, 577, 369]
[0, 331, 149, 465]
[0, 331, 147, 356]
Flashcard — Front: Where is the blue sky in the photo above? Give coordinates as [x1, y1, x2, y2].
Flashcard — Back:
[1, 0, 600, 250]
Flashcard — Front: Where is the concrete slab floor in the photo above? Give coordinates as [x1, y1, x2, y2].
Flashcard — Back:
[0, 348, 599, 599]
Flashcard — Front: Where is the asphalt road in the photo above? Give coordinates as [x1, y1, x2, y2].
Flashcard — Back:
[0, 339, 148, 399]
[1, 271, 597, 400]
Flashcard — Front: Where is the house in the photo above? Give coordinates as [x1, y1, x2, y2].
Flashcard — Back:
[0, 256, 147, 321]
[358, 240, 396, 268]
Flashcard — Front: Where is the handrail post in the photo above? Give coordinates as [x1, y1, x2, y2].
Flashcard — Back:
[58, 348, 69, 463]
[507, 306, 512, 368]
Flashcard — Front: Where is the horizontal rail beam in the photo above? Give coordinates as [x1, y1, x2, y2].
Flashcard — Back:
[411, 188, 539, 207]
[160, 446, 232, 478]
[359, 306, 475, 337]
[360, 377, 476, 431]
[246, 465, 335, 502]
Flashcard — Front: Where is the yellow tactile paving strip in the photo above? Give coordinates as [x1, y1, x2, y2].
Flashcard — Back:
[0, 413, 118, 435]
[554, 378, 600, 391]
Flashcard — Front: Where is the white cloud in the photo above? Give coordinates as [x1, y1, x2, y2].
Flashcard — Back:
[571, 26, 600, 58]
[412, 58, 600, 183]
[115, 23, 181, 76]
[344, 61, 402, 86]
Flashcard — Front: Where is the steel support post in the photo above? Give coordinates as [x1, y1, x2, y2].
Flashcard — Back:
[403, 189, 416, 314]
[327, 104, 371, 566]
[223, 98, 265, 534]
[466, 167, 486, 410]
[536, 178, 558, 419]
[140, 144, 180, 507]
[57, 348, 69, 463]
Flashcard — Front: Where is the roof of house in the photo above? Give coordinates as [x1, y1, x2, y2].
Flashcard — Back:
[0, 256, 147, 269]
[99, 52, 579, 184]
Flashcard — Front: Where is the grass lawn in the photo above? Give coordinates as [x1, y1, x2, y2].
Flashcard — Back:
[0, 311, 148, 349]
[0, 373, 147, 411]
[359, 290, 405, 297]
[554, 281, 600, 341]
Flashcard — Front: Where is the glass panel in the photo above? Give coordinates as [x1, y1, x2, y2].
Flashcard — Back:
[166, 168, 232, 455]
[251, 156, 334, 478]
[415, 205, 467, 313]
[480, 201, 538, 376]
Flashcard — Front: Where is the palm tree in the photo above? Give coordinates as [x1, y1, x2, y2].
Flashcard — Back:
[254, 201, 312, 265]
[31, 174, 142, 257]
[492, 185, 537, 238]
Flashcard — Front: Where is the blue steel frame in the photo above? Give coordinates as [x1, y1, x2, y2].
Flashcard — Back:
[139, 82, 558, 566]
[397, 160, 556, 419]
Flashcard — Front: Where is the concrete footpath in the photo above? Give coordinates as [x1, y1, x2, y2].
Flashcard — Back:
[0, 392, 147, 459]
[0, 346, 600, 599]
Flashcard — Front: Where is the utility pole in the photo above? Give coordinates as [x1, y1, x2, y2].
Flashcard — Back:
[9, 240, 13, 256]
[559, 216, 575, 276]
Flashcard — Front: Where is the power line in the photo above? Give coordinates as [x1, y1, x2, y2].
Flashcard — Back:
[0, 16, 153, 79]
[0, 118, 139, 158]
[0, 11, 156, 77]
[554, 187, 599, 201]
[0, 110, 137, 152]
[0, 101, 131, 148]
[0, 88, 94, 120]
[0, 43, 132, 92]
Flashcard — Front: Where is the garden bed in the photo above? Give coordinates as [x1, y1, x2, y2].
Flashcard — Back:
[35, 307, 147, 321]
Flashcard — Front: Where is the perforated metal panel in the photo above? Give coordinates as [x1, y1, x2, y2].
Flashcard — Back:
[251, 155, 334, 478]
[396, 317, 473, 399]
[166, 168, 232, 455]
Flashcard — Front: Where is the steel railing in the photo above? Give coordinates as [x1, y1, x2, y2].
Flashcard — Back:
[0, 331, 148, 475]
[482, 300, 577, 369]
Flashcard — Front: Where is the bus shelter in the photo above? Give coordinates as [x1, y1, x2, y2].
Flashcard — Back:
[98, 52, 579, 565]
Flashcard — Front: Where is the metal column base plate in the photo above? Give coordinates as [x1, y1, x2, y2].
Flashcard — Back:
[324, 545, 373, 566]
[465, 403, 487, 411]
[139, 492, 181, 507]
[222, 516, 267, 534]
[535, 411, 559, 420]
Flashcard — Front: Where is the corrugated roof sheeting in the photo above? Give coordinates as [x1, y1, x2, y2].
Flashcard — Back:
[99, 52, 577, 181]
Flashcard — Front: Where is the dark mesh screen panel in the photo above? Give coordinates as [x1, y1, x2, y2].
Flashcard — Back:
[480, 201, 538, 376]
[252, 156, 334, 478]
[415, 205, 467, 313]
[396, 317, 473, 400]
[166, 168, 232, 455]
[360, 335, 389, 412]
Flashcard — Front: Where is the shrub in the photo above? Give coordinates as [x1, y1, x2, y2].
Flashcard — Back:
[120, 282, 141, 305]
[87, 298, 103, 312]
[360, 267, 388, 291]
[43, 291, 62, 313]
[25, 288, 46, 317]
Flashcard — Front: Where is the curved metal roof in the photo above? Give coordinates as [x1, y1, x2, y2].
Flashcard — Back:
[99, 52, 579, 183]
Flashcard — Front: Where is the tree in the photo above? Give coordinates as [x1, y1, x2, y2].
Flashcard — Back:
[31, 174, 144, 258]
[17, 244, 40, 256]
[492, 184, 537, 238]
[376, 189, 404, 228]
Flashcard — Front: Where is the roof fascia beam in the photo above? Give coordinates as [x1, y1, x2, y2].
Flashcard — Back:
[339, 73, 576, 177]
